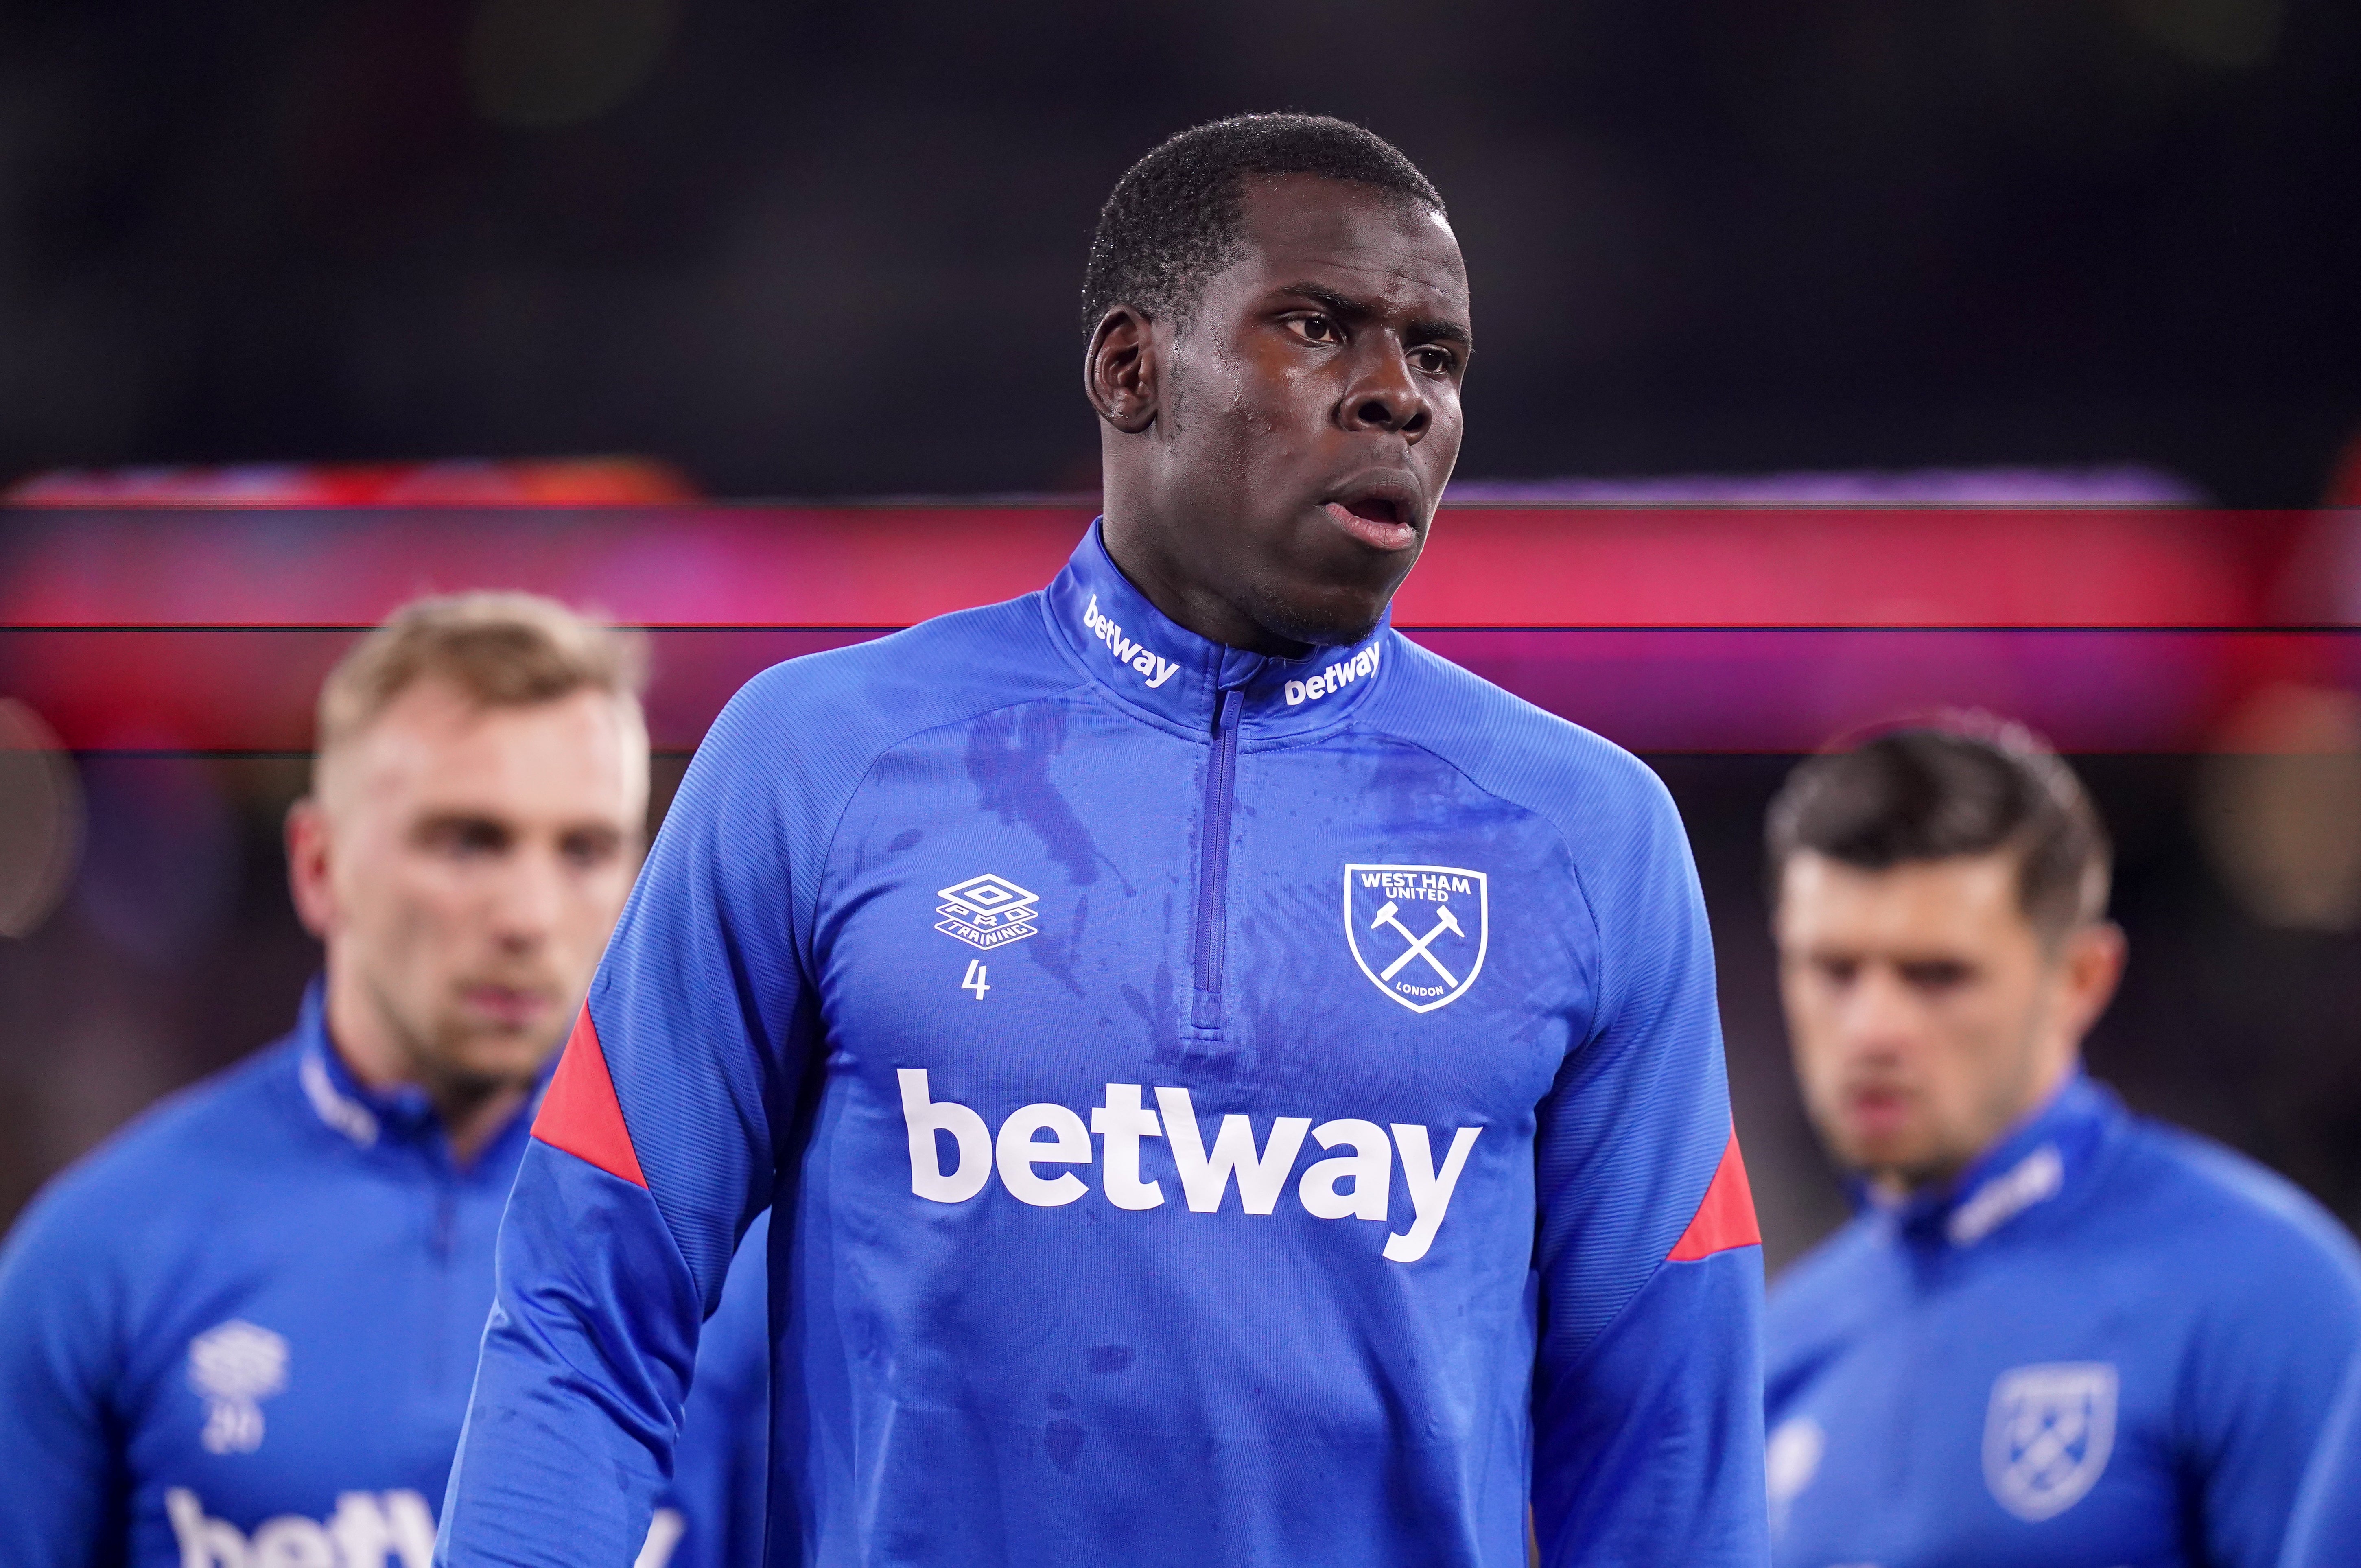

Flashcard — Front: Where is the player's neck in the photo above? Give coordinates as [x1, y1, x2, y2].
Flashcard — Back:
[321, 968, 535, 1167]
[1099, 520, 1264, 653]
[1099, 495, 1306, 658]
[428, 1079, 536, 1168]
[1876, 1048, 2082, 1203]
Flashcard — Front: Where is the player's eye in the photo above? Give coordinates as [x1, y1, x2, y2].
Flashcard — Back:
[418, 817, 511, 859]
[559, 827, 623, 871]
[1410, 345, 1458, 376]
[1899, 960, 1972, 993]
[1813, 956, 1860, 988]
[1287, 313, 1341, 346]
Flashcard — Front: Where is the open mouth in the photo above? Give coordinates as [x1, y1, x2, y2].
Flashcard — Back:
[1320, 479, 1421, 551]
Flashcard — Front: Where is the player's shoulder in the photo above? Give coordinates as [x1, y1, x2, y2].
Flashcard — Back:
[1763, 1214, 1895, 1413]
[1369, 632, 1681, 843]
[1766, 1213, 1890, 1353]
[699, 593, 1084, 775]
[0, 1039, 305, 1271]
[2108, 1116, 2361, 1292]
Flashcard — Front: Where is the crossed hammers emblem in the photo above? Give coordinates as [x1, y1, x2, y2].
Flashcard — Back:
[1369, 899, 1465, 987]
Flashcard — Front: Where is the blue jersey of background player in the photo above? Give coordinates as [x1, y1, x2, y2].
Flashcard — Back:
[437, 115, 1767, 1568]
[1760, 723, 2361, 1568]
[2280, 1350, 2361, 1568]
[0, 595, 766, 1568]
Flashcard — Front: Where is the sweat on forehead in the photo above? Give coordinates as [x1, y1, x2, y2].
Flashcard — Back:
[1080, 113, 1445, 338]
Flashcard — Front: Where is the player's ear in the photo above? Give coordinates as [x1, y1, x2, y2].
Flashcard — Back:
[285, 796, 336, 939]
[1084, 305, 1159, 434]
[2060, 919, 2127, 1036]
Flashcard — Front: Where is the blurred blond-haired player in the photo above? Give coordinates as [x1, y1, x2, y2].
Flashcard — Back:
[0, 593, 767, 1568]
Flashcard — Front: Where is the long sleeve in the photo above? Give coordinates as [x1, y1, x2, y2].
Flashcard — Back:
[1528, 774, 1768, 1567]
[0, 1182, 128, 1568]
[666, 1212, 773, 1568]
[439, 679, 817, 1568]
[2282, 1351, 2361, 1568]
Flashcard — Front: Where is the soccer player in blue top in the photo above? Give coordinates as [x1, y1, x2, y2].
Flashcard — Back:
[0, 594, 767, 1568]
[1761, 721, 2361, 1568]
[436, 114, 1767, 1568]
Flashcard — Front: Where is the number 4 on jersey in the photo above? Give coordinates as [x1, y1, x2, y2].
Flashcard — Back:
[961, 959, 990, 1000]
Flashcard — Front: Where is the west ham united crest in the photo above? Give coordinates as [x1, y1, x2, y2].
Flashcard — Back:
[1983, 1362, 2118, 1522]
[1344, 864, 1489, 1013]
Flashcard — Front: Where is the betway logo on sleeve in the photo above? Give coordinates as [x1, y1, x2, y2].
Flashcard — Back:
[1080, 594, 1180, 689]
[897, 1069, 1480, 1264]
[1284, 642, 1380, 706]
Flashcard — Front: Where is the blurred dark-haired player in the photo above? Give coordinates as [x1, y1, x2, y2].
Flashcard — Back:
[1762, 720, 2361, 1568]
[0, 594, 767, 1568]
[439, 113, 1766, 1567]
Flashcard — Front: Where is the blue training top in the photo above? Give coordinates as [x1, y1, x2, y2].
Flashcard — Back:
[0, 982, 769, 1568]
[2280, 1349, 2361, 1568]
[437, 523, 1769, 1568]
[1765, 1073, 2361, 1568]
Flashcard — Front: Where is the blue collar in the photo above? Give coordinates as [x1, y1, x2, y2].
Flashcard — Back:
[1042, 521, 1393, 741]
[1866, 1072, 2124, 1249]
[293, 977, 556, 1165]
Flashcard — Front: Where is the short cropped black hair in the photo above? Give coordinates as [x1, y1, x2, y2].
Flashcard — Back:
[1080, 113, 1445, 339]
[1766, 717, 2112, 940]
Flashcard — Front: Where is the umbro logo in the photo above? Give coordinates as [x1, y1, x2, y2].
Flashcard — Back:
[936, 874, 1041, 950]
[187, 1319, 288, 1454]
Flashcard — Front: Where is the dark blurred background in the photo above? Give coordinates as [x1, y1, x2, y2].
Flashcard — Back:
[3, 0, 2360, 1269]
[3, 0, 2359, 501]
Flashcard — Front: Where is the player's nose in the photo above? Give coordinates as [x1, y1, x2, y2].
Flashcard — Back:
[485, 850, 564, 947]
[1840, 965, 1923, 1047]
[1337, 341, 1431, 440]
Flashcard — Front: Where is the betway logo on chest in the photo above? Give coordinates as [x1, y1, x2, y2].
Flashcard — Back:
[898, 1069, 1480, 1264]
[1284, 642, 1380, 706]
[166, 1488, 684, 1568]
[1081, 594, 1180, 689]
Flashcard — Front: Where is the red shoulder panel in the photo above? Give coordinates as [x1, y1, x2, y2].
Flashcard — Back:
[531, 1006, 648, 1189]
[1667, 1130, 1761, 1262]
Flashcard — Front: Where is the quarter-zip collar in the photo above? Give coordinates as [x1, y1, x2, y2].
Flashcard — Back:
[1043, 520, 1393, 742]
[293, 976, 552, 1175]
[1860, 1071, 2123, 1251]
